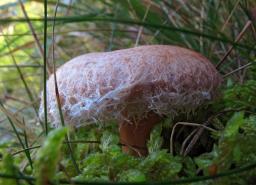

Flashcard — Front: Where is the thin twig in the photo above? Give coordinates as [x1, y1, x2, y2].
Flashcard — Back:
[12, 140, 147, 156]
[1, 161, 256, 184]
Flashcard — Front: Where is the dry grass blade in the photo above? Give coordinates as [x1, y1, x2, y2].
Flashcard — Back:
[0, 41, 35, 57]
[0, 103, 36, 140]
[0, 99, 40, 125]
[208, 0, 241, 57]
[250, 23, 256, 41]
[183, 121, 210, 156]
[65, 0, 73, 15]
[170, 122, 216, 155]
[17, 0, 52, 75]
[216, 21, 252, 69]
[2, 95, 31, 105]
[0, 28, 40, 122]
[134, 1, 151, 47]
[0, 102, 34, 169]
[223, 62, 252, 78]
[221, 0, 241, 32]
[180, 129, 197, 155]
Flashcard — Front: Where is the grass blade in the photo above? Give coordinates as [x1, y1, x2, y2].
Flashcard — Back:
[51, 0, 80, 174]
[0, 102, 33, 170]
[0, 16, 254, 50]
[43, 0, 48, 135]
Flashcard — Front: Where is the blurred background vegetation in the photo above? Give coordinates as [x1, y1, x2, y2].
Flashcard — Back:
[0, 0, 256, 184]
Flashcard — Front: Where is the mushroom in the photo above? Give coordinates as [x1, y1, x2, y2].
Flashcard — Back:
[39, 45, 222, 156]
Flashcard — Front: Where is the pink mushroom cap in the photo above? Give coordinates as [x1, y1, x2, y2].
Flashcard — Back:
[39, 45, 222, 128]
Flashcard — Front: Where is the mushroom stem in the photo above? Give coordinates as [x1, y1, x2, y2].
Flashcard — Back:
[119, 113, 161, 156]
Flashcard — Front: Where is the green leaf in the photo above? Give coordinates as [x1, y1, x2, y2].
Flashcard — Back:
[147, 124, 163, 154]
[139, 151, 182, 181]
[100, 131, 120, 154]
[233, 144, 242, 162]
[76, 153, 110, 181]
[223, 112, 244, 138]
[35, 127, 68, 185]
[195, 145, 219, 169]
[118, 169, 146, 182]
[183, 157, 197, 177]
[0, 154, 17, 185]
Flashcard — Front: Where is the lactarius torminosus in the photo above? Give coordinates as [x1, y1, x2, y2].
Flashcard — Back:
[39, 45, 222, 156]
